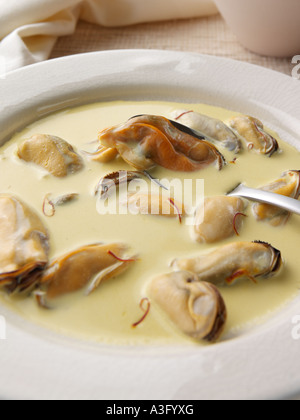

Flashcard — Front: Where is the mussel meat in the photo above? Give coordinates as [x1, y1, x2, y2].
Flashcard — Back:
[95, 170, 168, 198]
[36, 243, 136, 304]
[83, 145, 118, 163]
[171, 109, 241, 153]
[149, 271, 227, 342]
[172, 241, 282, 286]
[229, 116, 279, 157]
[193, 196, 246, 244]
[253, 170, 300, 226]
[95, 171, 144, 198]
[125, 193, 184, 220]
[0, 195, 49, 293]
[98, 115, 226, 172]
[17, 134, 84, 177]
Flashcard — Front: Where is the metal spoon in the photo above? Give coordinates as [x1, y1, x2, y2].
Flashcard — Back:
[227, 183, 300, 216]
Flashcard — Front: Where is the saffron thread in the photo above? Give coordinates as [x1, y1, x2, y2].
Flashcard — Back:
[168, 198, 182, 224]
[175, 110, 193, 120]
[42, 194, 55, 217]
[233, 212, 247, 236]
[132, 298, 151, 328]
[108, 250, 137, 263]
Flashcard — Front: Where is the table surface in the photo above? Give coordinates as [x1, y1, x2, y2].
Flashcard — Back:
[50, 14, 293, 76]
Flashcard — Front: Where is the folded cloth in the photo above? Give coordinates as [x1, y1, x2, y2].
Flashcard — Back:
[0, 0, 218, 74]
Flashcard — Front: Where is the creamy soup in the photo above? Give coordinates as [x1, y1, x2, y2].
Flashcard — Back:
[0, 101, 300, 346]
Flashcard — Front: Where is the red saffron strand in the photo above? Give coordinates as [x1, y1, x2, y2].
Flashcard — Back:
[175, 110, 193, 121]
[107, 250, 137, 263]
[168, 198, 182, 224]
[233, 213, 247, 236]
[42, 194, 55, 217]
[132, 298, 151, 328]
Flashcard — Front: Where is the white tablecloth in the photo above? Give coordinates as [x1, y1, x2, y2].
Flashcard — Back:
[0, 0, 218, 74]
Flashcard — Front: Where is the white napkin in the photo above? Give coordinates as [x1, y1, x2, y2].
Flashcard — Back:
[0, 0, 218, 74]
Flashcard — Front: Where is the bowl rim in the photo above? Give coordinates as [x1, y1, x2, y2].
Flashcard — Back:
[1, 50, 300, 400]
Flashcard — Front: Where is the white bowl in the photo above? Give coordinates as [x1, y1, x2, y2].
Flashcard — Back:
[214, 0, 300, 57]
[1, 51, 300, 400]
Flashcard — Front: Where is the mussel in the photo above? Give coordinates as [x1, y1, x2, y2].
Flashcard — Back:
[42, 193, 79, 217]
[95, 171, 142, 198]
[192, 196, 246, 244]
[17, 134, 84, 177]
[85, 145, 119, 163]
[97, 115, 226, 172]
[171, 109, 241, 153]
[36, 243, 136, 305]
[149, 271, 227, 342]
[0, 195, 49, 293]
[95, 170, 166, 198]
[125, 193, 184, 220]
[172, 241, 282, 286]
[253, 170, 300, 226]
[229, 116, 279, 157]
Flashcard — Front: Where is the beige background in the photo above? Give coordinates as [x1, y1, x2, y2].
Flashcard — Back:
[50, 14, 294, 76]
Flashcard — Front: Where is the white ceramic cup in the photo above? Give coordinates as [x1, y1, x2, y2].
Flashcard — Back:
[214, 0, 300, 57]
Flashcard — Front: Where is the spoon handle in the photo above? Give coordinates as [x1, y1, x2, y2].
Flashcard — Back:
[228, 184, 300, 216]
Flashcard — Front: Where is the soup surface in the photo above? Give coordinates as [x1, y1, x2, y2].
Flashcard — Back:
[0, 101, 299, 346]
